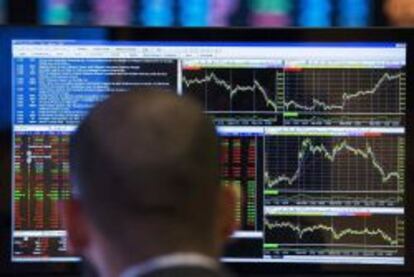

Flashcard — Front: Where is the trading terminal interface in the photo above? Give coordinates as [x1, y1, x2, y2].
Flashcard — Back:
[11, 41, 406, 265]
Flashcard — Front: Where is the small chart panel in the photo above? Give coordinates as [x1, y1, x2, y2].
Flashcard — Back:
[283, 68, 405, 127]
[182, 67, 281, 125]
[264, 213, 404, 259]
[264, 134, 404, 207]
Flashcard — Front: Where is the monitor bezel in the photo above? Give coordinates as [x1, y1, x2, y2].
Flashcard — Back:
[0, 26, 413, 275]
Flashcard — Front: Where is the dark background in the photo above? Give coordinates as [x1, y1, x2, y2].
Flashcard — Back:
[1, 0, 393, 27]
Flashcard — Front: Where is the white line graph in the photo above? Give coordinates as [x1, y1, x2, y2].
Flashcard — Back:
[284, 70, 403, 113]
[266, 138, 400, 188]
[264, 136, 402, 192]
[182, 69, 278, 112]
[264, 219, 399, 245]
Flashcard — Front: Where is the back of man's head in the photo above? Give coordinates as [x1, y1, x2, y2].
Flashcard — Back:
[65, 89, 235, 274]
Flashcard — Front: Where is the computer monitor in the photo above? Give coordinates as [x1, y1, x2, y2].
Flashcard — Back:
[1, 26, 414, 275]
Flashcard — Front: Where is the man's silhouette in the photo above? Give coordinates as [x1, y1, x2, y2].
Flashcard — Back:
[63, 89, 236, 277]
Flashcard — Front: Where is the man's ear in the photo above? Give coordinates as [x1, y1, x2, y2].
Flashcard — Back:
[217, 185, 238, 242]
[60, 199, 90, 255]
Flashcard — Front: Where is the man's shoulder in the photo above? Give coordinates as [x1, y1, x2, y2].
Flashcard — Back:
[120, 253, 233, 277]
[140, 265, 232, 277]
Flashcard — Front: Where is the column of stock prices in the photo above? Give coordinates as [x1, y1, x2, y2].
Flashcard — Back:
[220, 136, 259, 231]
[13, 132, 71, 259]
[12, 41, 406, 265]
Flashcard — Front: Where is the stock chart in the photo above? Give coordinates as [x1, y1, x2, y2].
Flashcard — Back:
[263, 213, 404, 257]
[11, 40, 406, 265]
[283, 68, 405, 126]
[182, 66, 406, 127]
[284, 69, 403, 113]
[180, 45, 405, 263]
[264, 135, 404, 207]
[182, 67, 280, 125]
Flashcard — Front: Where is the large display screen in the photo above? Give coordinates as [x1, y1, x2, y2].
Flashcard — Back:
[11, 40, 406, 266]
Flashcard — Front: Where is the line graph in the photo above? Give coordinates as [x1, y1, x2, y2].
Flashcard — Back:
[182, 68, 279, 124]
[266, 137, 400, 187]
[264, 215, 404, 257]
[183, 71, 277, 111]
[264, 136, 403, 194]
[284, 69, 404, 114]
[265, 218, 398, 245]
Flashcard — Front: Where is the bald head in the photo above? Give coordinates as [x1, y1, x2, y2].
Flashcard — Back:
[69, 89, 221, 250]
